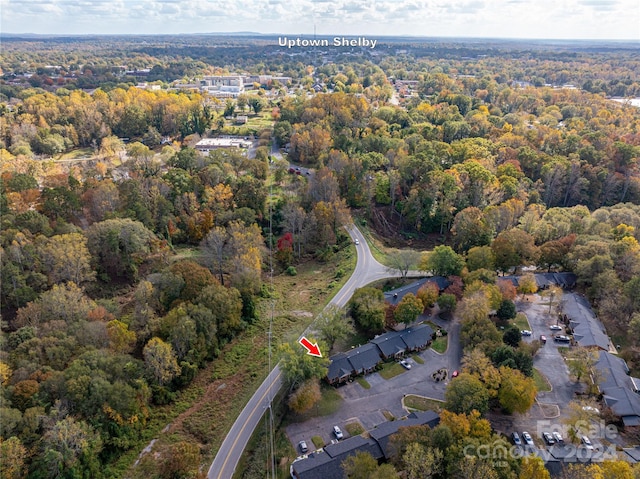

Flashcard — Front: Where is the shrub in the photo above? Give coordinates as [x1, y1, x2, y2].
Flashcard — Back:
[285, 266, 297, 276]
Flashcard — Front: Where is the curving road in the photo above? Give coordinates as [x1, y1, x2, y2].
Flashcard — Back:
[207, 224, 422, 479]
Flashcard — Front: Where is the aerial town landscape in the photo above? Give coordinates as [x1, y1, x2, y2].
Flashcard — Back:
[1, 1, 640, 478]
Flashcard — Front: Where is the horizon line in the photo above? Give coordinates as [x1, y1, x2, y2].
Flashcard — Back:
[1, 32, 639, 43]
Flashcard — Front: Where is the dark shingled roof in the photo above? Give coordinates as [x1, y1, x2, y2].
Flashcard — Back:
[291, 412, 440, 479]
[384, 276, 450, 306]
[565, 294, 610, 350]
[327, 354, 353, 383]
[399, 323, 434, 350]
[622, 447, 640, 463]
[369, 410, 440, 458]
[595, 351, 640, 427]
[292, 436, 383, 479]
[345, 343, 381, 373]
[371, 332, 406, 358]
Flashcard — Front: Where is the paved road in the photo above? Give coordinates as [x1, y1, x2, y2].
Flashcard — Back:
[286, 317, 462, 450]
[207, 224, 422, 479]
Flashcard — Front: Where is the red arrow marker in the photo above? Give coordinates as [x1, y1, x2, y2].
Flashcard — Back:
[299, 337, 322, 357]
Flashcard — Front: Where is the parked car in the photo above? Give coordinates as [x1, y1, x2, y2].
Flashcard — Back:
[542, 432, 556, 445]
[553, 431, 564, 444]
[550, 325, 563, 331]
[540, 335, 547, 344]
[581, 435, 594, 450]
[582, 406, 600, 414]
[554, 335, 571, 342]
[451, 370, 459, 378]
[521, 330, 532, 336]
[511, 432, 522, 446]
[333, 425, 343, 440]
[522, 431, 534, 446]
[400, 359, 411, 369]
[299, 440, 308, 453]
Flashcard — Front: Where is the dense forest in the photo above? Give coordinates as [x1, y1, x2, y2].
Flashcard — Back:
[1, 36, 639, 478]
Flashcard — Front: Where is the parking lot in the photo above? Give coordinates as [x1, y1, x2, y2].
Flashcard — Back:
[490, 292, 585, 449]
[286, 317, 461, 452]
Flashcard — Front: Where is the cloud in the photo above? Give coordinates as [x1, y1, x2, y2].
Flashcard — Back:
[1, 0, 638, 39]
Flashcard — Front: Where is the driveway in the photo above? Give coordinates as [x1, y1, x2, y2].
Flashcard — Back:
[490, 293, 583, 447]
[286, 316, 460, 451]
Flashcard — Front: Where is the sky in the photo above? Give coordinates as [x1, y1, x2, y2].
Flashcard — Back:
[1, 0, 639, 40]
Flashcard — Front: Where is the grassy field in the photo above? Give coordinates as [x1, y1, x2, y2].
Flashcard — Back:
[120, 245, 356, 478]
[403, 395, 445, 412]
[56, 147, 95, 160]
[513, 312, 531, 331]
[356, 377, 371, 389]
[345, 421, 365, 437]
[533, 368, 552, 392]
[412, 354, 425, 365]
[431, 336, 448, 353]
[379, 361, 409, 380]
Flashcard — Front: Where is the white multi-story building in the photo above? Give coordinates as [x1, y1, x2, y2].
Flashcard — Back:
[200, 75, 245, 98]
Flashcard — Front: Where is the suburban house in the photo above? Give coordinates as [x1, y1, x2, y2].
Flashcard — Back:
[594, 351, 640, 427]
[563, 294, 612, 351]
[383, 276, 450, 306]
[500, 272, 577, 290]
[290, 411, 440, 479]
[326, 324, 434, 385]
[326, 343, 381, 385]
[371, 332, 408, 360]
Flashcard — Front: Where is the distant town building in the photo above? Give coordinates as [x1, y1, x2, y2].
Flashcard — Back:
[195, 137, 252, 152]
[200, 75, 245, 98]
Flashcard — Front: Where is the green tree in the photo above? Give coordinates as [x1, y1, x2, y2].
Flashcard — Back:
[35, 417, 103, 479]
[445, 373, 490, 415]
[37, 233, 95, 285]
[106, 319, 136, 354]
[462, 348, 502, 398]
[86, 218, 157, 281]
[437, 293, 457, 314]
[491, 228, 539, 273]
[196, 282, 243, 340]
[349, 287, 386, 332]
[502, 326, 521, 348]
[517, 273, 538, 297]
[497, 366, 537, 414]
[388, 249, 422, 278]
[451, 207, 493, 253]
[497, 300, 517, 321]
[421, 245, 465, 276]
[169, 260, 216, 301]
[143, 337, 181, 386]
[458, 292, 491, 324]
[0, 436, 26, 479]
[342, 451, 399, 479]
[402, 443, 443, 479]
[279, 341, 329, 390]
[315, 305, 354, 352]
[519, 456, 550, 479]
[460, 315, 502, 355]
[394, 293, 424, 325]
[466, 245, 496, 272]
[288, 378, 322, 414]
[416, 281, 439, 309]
